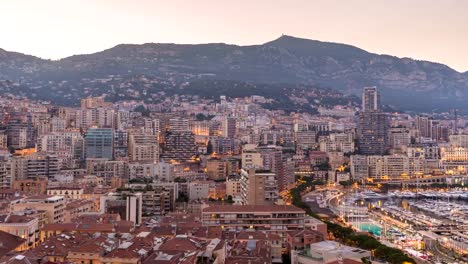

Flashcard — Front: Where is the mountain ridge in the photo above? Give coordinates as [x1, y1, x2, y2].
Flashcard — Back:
[0, 35, 467, 111]
[1, 35, 462, 72]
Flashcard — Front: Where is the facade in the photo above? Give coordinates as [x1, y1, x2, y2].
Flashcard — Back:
[295, 130, 317, 150]
[0, 214, 40, 251]
[7, 119, 36, 149]
[64, 200, 95, 222]
[12, 178, 48, 195]
[47, 187, 84, 200]
[206, 158, 227, 180]
[0, 157, 12, 189]
[440, 146, 468, 172]
[128, 162, 156, 179]
[12, 152, 59, 180]
[128, 133, 159, 162]
[210, 136, 236, 155]
[226, 175, 241, 198]
[190, 120, 211, 136]
[81, 97, 108, 109]
[169, 118, 190, 132]
[222, 116, 236, 138]
[388, 127, 411, 151]
[188, 181, 210, 201]
[351, 154, 435, 180]
[319, 133, 355, 153]
[415, 116, 449, 142]
[86, 158, 128, 184]
[76, 108, 115, 129]
[240, 168, 278, 205]
[449, 134, 468, 147]
[161, 132, 197, 162]
[11, 195, 66, 224]
[113, 130, 128, 158]
[156, 161, 175, 182]
[201, 205, 306, 232]
[241, 145, 263, 169]
[84, 128, 114, 159]
[362, 86, 380, 112]
[356, 111, 389, 155]
[416, 115, 434, 139]
[258, 145, 285, 190]
[357, 86, 388, 155]
[126, 193, 142, 226]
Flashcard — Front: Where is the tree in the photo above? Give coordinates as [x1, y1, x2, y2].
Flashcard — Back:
[195, 113, 207, 121]
[339, 180, 353, 187]
[315, 162, 331, 171]
[281, 253, 291, 264]
[226, 195, 234, 204]
[8, 146, 15, 154]
[134, 105, 150, 117]
[206, 140, 213, 155]
[176, 193, 189, 203]
[174, 177, 187, 183]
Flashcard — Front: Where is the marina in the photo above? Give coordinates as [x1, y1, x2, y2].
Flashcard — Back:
[327, 188, 468, 263]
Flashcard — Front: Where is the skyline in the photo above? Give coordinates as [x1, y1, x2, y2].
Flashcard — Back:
[1, 0, 467, 72]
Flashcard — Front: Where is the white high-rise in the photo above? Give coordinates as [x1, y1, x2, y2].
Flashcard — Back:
[362, 86, 380, 112]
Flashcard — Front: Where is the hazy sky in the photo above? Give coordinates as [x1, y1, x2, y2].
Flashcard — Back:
[1, 0, 468, 72]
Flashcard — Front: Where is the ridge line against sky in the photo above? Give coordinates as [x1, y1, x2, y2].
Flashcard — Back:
[1, 0, 467, 72]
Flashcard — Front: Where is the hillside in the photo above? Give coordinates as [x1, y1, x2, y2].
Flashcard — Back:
[0, 35, 467, 111]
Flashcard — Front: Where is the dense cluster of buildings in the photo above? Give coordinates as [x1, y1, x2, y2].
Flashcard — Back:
[0, 86, 466, 263]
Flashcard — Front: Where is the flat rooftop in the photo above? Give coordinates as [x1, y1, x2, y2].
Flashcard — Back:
[203, 204, 305, 213]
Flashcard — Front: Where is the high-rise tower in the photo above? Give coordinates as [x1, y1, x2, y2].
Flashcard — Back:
[362, 86, 380, 112]
[357, 87, 389, 155]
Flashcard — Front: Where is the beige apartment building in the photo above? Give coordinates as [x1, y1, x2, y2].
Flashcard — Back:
[128, 133, 159, 162]
[240, 168, 278, 205]
[202, 204, 305, 233]
[0, 214, 40, 251]
[11, 195, 66, 224]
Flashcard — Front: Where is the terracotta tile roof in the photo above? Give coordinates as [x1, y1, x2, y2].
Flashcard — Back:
[158, 237, 202, 252]
[29, 232, 91, 257]
[104, 235, 156, 259]
[142, 252, 183, 264]
[236, 230, 268, 240]
[287, 229, 324, 238]
[152, 226, 175, 236]
[160, 213, 200, 224]
[225, 240, 271, 264]
[114, 220, 134, 233]
[69, 236, 109, 253]
[65, 199, 93, 210]
[41, 223, 76, 231]
[0, 214, 35, 224]
[0, 254, 41, 264]
[71, 213, 120, 224]
[42, 222, 115, 233]
[0, 230, 25, 256]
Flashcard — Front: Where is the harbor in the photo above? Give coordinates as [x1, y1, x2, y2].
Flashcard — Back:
[323, 188, 468, 263]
